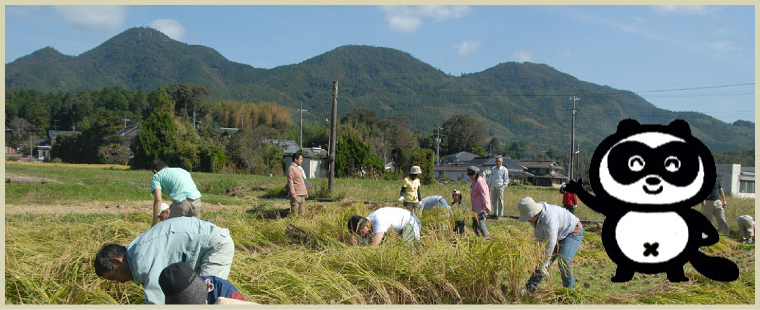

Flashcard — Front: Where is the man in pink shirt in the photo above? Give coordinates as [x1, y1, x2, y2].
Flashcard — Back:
[287, 151, 308, 215]
[468, 166, 491, 237]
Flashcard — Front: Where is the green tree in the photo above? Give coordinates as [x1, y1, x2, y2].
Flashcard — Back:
[411, 148, 435, 185]
[335, 133, 384, 178]
[50, 132, 82, 162]
[262, 144, 285, 175]
[130, 111, 176, 169]
[165, 120, 201, 171]
[145, 88, 174, 119]
[440, 114, 486, 156]
[23, 101, 51, 136]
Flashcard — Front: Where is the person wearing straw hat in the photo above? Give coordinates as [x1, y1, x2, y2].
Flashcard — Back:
[399, 165, 423, 212]
[517, 197, 584, 294]
[159, 262, 251, 304]
[347, 207, 421, 246]
[467, 166, 491, 237]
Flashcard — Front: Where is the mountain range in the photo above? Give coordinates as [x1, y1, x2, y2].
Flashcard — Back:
[6, 27, 754, 152]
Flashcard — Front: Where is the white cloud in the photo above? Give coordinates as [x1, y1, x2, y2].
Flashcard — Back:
[387, 15, 422, 33]
[513, 50, 532, 62]
[651, 5, 711, 16]
[149, 19, 186, 41]
[53, 6, 125, 30]
[456, 40, 482, 56]
[382, 5, 469, 33]
[708, 41, 742, 55]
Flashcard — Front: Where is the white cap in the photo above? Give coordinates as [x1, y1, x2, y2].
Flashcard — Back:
[160, 203, 170, 213]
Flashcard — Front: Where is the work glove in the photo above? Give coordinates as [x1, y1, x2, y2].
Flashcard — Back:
[398, 196, 405, 203]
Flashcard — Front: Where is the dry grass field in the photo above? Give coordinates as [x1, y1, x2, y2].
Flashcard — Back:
[4, 161, 756, 305]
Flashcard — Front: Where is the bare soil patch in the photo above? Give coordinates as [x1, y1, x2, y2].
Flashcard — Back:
[4, 201, 255, 214]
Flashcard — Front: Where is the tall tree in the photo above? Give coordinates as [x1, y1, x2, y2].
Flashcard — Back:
[335, 133, 384, 179]
[440, 114, 486, 156]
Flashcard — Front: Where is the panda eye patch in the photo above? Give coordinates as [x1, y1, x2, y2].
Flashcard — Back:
[664, 156, 680, 172]
[628, 155, 645, 172]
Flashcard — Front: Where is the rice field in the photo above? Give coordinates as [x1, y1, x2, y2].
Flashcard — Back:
[4, 161, 756, 305]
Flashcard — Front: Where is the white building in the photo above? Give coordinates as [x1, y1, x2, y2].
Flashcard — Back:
[716, 164, 755, 199]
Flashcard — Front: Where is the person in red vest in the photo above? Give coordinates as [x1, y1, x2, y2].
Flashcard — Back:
[559, 182, 578, 214]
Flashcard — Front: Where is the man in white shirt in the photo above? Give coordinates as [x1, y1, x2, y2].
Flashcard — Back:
[347, 207, 421, 246]
[489, 156, 510, 218]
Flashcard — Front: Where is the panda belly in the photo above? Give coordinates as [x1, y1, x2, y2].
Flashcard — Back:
[614, 212, 689, 264]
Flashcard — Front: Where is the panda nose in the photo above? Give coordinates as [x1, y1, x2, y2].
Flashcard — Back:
[646, 177, 661, 185]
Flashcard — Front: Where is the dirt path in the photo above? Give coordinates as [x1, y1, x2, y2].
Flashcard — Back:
[4, 201, 256, 214]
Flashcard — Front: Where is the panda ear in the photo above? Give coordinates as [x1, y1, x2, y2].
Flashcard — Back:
[668, 119, 691, 135]
[616, 119, 641, 133]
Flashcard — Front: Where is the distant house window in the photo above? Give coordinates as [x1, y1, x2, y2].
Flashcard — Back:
[740, 180, 755, 193]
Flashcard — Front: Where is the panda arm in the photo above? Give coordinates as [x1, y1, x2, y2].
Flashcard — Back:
[564, 178, 607, 216]
[684, 210, 720, 246]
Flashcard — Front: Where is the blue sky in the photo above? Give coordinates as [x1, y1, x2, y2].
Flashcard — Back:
[4, 5, 756, 123]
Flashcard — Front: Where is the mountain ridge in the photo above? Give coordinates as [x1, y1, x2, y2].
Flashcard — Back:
[5, 27, 753, 152]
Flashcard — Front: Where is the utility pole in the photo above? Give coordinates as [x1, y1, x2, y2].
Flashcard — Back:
[239, 114, 245, 128]
[435, 127, 442, 165]
[328, 81, 338, 192]
[298, 103, 308, 149]
[123, 115, 130, 128]
[569, 96, 580, 181]
[192, 108, 197, 129]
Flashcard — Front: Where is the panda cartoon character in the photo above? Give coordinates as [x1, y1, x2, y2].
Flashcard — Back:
[563, 119, 738, 282]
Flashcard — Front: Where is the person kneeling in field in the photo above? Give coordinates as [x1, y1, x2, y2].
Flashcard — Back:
[517, 197, 584, 294]
[347, 207, 421, 246]
[157, 202, 171, 221]
[737, 215, 754, 244]
[159, 262, 252, 305]
[93, 217, 235, 304]
[417, 195, 450, 213]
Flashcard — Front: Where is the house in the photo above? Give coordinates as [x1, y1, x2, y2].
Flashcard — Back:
[5, 145, 17, 155]
[268, 139, 327, 179]
[478, 156, 532, 184]
[38, 130, 82, 161]
[263, 139, 301, 154]
[518, 160, 568, 187]
[716, 164, 755, 199]
[433, 155, 530, 183]
[446, 151, 478, 163]
[115, 124, 139, 142]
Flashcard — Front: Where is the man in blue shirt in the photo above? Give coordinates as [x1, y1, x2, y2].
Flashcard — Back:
[94, 217, 235, 304]
[151, 159, 202, 227]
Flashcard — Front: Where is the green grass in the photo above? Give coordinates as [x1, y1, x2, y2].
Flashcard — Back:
[4, 162, 756, 305]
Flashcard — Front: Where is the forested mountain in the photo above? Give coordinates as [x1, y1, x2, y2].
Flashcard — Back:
[6, 27, 754, 152]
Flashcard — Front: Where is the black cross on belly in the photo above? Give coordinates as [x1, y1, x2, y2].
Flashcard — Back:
[643, 242, 659, 257]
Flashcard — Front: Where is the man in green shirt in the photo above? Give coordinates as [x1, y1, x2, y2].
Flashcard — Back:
[151, 159, 202, 227]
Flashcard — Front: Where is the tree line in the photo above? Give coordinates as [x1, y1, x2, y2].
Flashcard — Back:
[6, 85, 750, 183]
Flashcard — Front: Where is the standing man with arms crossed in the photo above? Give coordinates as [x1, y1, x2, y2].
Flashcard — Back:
[151, 159, 202, 227]
[489, 156, 509, 218]
[288, 151, 308, 216]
